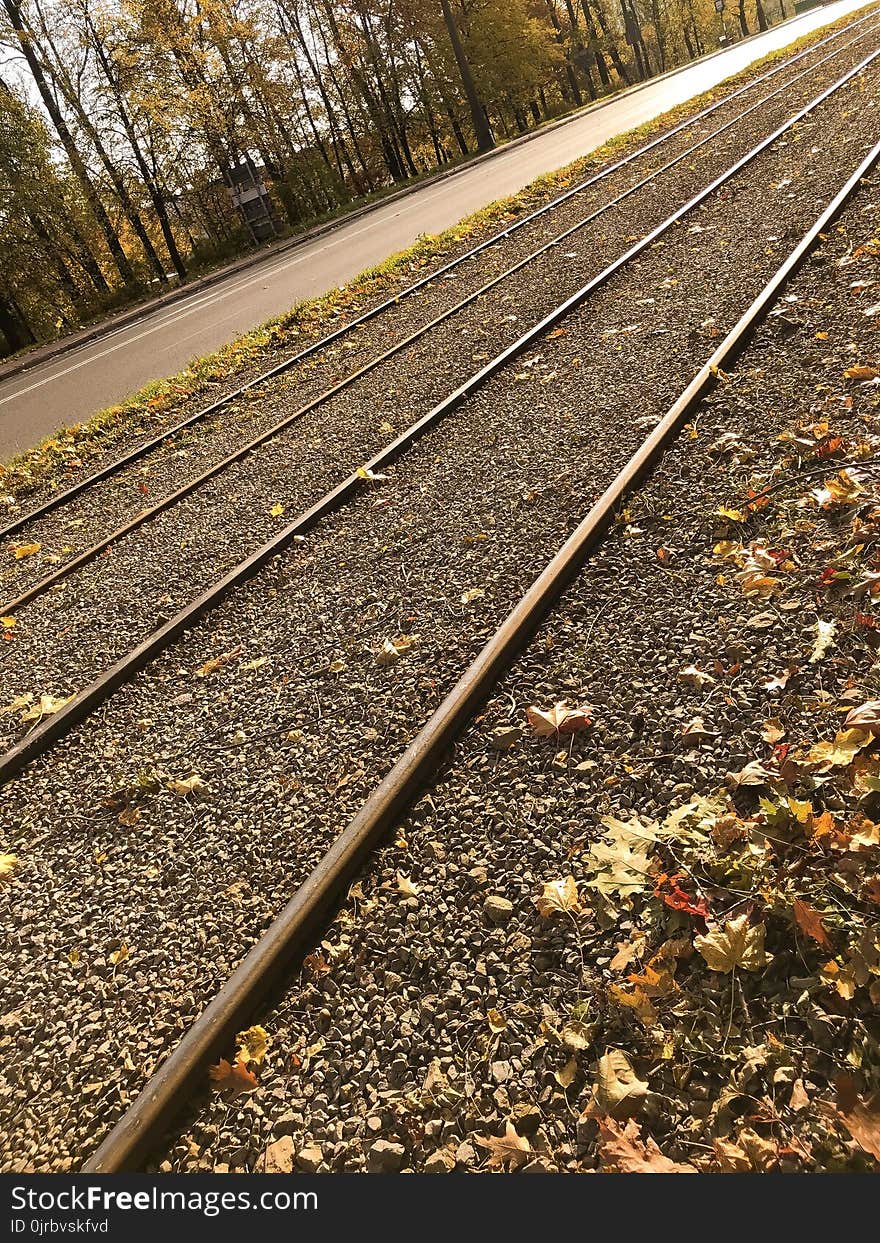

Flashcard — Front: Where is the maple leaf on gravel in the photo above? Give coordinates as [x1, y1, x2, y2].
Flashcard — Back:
[588, 817, 656, 903]
[792, 898, 832, 949]
[821, 1077, 880, 1163]
[475, 1121, 531, 1170]
[534, 876, 582, 918]
[597, 1118, 696, 1173]
[582, 1049, 648, 1120]
[209, 1057, 258, 1097]
[694, 915, 767, 973]
[809, 728, 873, 770]
[525, 701, 592, 737]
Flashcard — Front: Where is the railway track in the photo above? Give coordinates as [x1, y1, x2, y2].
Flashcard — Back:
[1, 24, 879, 1173]
[0, 41, 878, 777]
[2, 6, 875, 552]
[79, 127, 880, 1176]
[4, 21, 874, 624]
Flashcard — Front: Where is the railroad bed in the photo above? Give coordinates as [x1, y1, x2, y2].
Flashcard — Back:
[156, 165, 880, 1174]
[1, 15, 879, 1173]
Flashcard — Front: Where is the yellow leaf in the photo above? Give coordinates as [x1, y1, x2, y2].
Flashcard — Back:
[269, 502, 284, 517]
[809, 728, 872, 769]
[12, 542, 41, 560]
[535, 876, 582, 918]
[236, 1025, 269, 1066]
[695, 915, 767, 973]
[109, 944, 129, 966]
[0, 616, 15, 629]
[21, 693, 74, 722]
[582, 1049, 648, 1119]
[487, 1008, 507, 1034]
[0, 853, 19, 881]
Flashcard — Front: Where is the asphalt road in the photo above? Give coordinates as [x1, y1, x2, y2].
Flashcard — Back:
[0, 0, 872, 460]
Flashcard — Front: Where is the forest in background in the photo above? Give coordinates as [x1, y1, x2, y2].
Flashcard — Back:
[0, 0, 789, 356]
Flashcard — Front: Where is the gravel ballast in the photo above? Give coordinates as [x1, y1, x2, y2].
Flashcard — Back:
[1, 50, 878, 752]
[158, 158, 880, 1175]
[1, 51, 879, 1172]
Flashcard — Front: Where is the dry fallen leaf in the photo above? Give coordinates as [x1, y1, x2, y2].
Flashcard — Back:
[843, 364, 880, 382]
[534, 876, 582, 918]
[810, 619, 836, 664]
[209, 1057, 259, 1097]
[0, 853, 19, 881]
[377, 635, 417, 666]
[487, 1008, 506, 1034]
[694, 915, 767, 973]
[792, 898, 832, 949]
[195, 645, 242, 678]
[678, 665, 715, 688]
[12, 542, 41, 560]
[712, 1128, 778, 1172]
[822, 1078, 880, 1162]
[809, 728, 872, 769]
[396, 872, 419, 897]
[582, 1049, 648, 1120]
[761, 718, 786, 745]
[475, 1121, 531, 1170]
[597, 1118, 696, 1173]
[844, 701, 880, 732]
[236, 1025, 269, 1066]
[167, 774, 208, 797]
[21, 693, 74, 722]
[525, 701, 592, 737]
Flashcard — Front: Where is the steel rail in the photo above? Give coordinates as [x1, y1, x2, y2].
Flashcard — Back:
[5, 21, 874, 620]
[0, 50, 876, 793]
[81, 130, 880, 1178]
[0, 6, 875, 544]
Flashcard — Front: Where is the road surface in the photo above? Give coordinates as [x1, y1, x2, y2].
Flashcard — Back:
[0, 0, 872, 459]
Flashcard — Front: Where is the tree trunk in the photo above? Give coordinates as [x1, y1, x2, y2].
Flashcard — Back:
[440, 0, 494, 152]
[0, 293, 36, 353]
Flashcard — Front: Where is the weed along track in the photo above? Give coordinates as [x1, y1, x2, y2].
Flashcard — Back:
[1, 42, 880, 777]
[0, 24, 879, 1168]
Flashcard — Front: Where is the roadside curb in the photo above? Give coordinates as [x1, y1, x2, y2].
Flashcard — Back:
[0, 0, 867, 387]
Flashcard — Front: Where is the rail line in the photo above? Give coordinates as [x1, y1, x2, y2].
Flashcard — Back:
[79, 123, 880, 1177]
[0, 6, 876, 545]
[0, 49, 876, 795]
[4, 23, 876, 621]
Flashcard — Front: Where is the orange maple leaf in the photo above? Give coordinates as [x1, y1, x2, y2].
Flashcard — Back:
[208, 1057, 258, 1097]
[792, 898, 832, 949]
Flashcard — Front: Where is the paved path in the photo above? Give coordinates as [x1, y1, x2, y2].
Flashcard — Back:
[0, 0, 871, 459]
